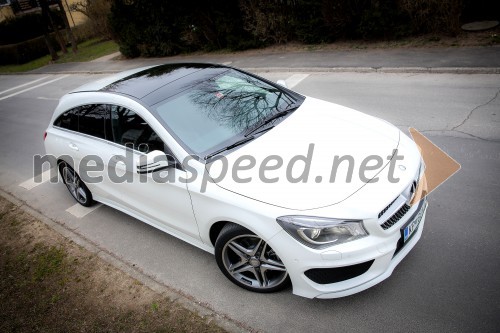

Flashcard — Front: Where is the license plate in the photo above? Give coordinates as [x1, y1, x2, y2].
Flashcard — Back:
[403, 204, 425, 242]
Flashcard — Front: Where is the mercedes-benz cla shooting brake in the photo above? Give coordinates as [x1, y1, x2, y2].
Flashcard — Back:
[45, 63, 428, 298]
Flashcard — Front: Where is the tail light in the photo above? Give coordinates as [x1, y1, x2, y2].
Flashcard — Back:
[43, 131, 47, 141]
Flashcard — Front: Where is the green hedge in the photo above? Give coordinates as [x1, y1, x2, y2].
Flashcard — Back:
[0, 9, 64, 45]
[0, 34, 59, 65]
[0, 8, 67, 65]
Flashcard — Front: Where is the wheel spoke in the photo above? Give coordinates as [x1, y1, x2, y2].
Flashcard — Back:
[256, 241, 268, 260]
[259, 267, 269, 287]
[64, 168, 74, 183]
[249, 238, 263, 256]
[261, 257, 285, 268]
[233, 264, 254, 275]
[228, 241, 252, 258]
[228, 260, 248, 273]
[261, 263, 287, 272]
[251, 267, 263, 287]
[77, 186, 87, 203]
[66, 181, 75, 191]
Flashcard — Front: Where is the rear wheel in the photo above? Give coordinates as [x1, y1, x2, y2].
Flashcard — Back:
[59, 162, 93, 207]
[215, 223, 290, 293]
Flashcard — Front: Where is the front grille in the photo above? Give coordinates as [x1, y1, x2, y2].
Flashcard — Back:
[381, 203, 411, 230]
[304, 260, 374, 284]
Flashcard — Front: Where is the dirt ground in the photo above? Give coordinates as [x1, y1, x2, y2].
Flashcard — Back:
[0, 196, 227, 333]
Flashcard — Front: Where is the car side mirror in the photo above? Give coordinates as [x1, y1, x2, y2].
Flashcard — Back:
[136, 150, 173, 174]
[276, 80, 288, 88]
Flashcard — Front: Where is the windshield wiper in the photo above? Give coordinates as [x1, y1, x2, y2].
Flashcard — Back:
[244, 105, 299, 137]
[205, 136, 255, 160]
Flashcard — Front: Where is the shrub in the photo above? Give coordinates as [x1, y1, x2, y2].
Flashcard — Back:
[294, 0, 333, 43]
[192, 0, 252, 51]
[357, 0, 411, 39]
[398, 0, 463, 35]
[239, 0, 295, 44]
[109, 0, 184, 57]
[110, 0, 254, 57]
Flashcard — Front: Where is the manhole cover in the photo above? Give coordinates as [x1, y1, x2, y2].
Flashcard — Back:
[461, 21, 499, 31]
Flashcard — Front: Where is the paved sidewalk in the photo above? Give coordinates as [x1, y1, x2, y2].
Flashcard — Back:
[29, 45, 500, 74]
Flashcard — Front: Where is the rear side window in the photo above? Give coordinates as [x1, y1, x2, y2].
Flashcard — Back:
[54, 109, 79, 131]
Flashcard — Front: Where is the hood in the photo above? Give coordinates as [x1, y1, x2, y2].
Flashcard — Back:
[207, 97, 404, 211]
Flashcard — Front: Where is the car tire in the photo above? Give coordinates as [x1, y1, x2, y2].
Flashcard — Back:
[215, 223, 290, 293]
[59, 162, 93, 207]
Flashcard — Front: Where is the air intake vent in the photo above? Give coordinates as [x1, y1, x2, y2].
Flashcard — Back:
[381, 204, 411, 230]
[304, 260, 374, 284]
[378, 198, 397, 219]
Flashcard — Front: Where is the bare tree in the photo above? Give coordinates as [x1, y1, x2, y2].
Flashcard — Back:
[69, 0, 112, 39]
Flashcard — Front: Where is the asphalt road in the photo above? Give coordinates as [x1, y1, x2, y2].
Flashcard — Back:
[0, 72, 499, 332]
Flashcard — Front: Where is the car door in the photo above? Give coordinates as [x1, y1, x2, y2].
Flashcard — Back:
[100, 104, 201, 241]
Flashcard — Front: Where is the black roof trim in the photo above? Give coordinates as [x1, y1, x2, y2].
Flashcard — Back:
[100, 63, 227, 100]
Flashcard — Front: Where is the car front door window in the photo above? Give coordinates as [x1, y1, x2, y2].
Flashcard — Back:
[110, 105, 164, 153]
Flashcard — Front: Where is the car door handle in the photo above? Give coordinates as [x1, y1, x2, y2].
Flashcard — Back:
[68, 143, 79, 151]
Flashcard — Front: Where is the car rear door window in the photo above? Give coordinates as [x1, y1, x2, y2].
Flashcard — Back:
[77, 104, 106, 139]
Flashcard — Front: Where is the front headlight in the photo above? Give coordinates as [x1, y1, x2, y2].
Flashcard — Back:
[276, 216, 368, 249]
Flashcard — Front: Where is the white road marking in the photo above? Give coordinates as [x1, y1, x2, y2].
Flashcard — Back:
[285, 73, 310, 89]
[19, 169, 56, 190]
[0, 75, 69, 101]
[66, 203, 102, 218]
[222, 61, 232, 65]
[0, 76, 49, 95]
[37, 96, 60, 101]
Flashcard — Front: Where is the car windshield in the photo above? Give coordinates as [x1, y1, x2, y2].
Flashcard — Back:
[154, 69, 301, 157]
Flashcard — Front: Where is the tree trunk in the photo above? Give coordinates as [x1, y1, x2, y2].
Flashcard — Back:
[40, 0, 59, 61]
[43, 34, 59, 61]
[57, 0, 78, 53]
[40, 0, 68, 54]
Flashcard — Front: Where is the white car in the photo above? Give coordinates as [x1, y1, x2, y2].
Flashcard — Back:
[44, 63, 428, 299]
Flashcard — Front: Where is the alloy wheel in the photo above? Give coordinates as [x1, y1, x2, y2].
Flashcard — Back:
[221, 234, 288, 290]
[62, 166, 88, 205]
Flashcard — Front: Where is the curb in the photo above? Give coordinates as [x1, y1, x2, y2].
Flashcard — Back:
[2, 67, 500, 75]
[244, 67, 500, 74]
[0, 188, 256, 333]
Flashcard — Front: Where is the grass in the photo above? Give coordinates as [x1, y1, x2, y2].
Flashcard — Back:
[0, 38, 119, 73]
[0, 197, 227, 333]
[55, 38, 119, 63]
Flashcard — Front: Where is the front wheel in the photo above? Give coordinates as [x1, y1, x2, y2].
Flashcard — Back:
[215, 223, 290, 293]
[59, 162, 93, 207]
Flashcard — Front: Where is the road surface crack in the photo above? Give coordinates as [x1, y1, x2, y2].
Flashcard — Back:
[451, 87, 500, 131]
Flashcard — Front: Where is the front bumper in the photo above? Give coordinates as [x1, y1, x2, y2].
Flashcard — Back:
[269, 199, 428, 299]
